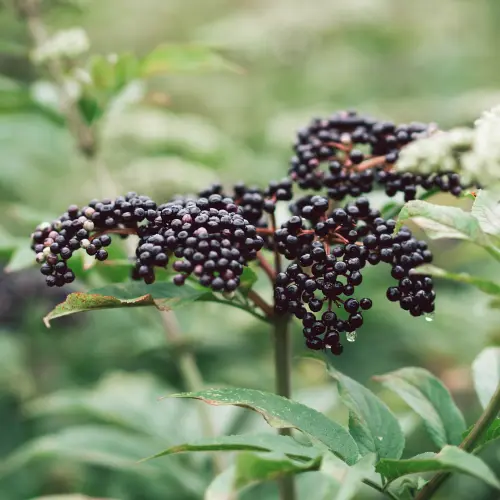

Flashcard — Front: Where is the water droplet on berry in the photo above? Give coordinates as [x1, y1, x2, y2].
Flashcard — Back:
[424, 313, 434, 322]
[346, 330, 357, 342]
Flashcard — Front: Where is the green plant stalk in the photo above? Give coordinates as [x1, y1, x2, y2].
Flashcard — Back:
[273, 313, 296, 500]
[160, 311, 224, 475]
[415, 381, 500, 500]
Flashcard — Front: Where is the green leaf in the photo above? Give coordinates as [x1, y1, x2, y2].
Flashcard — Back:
[144, 434, 319, 462]
[396, 200, 489, 244]
[239, 266, 258, 294]
[373, 367, 466, 447]
[414, 265, 500, 296]
[204, 451, 320, 500]
[170, 388, 359, 465]
[88, 53, 141, 92]
[471, 190, 500, 237]
[141, 44, 243, 77]
[28, 496, 118, 500]
[472, 347, 500, 409]
[462, 419, 500, 451]
[376, 445, 500, 489]
[234, 451, 318, 489]
[43, 281, 211, 327]
[327, 368, 405, 460]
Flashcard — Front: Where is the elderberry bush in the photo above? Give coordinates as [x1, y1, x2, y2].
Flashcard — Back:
[31, 109, 452, 356]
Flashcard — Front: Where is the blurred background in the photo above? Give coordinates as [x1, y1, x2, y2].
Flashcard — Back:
[1, 0, 500, 499]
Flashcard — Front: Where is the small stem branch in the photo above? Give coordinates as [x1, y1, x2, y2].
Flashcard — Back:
[159, 311, 224, 475]
[415, 382, 500, 500]
[273, 313, 296, 500]
[17, 0, 96, 158]
[362, 479, 399, 500]
[247, 289, 274, 318]
[89, 227, 138, 241]
[270, 213, 282, 275]
[257, 251, 277, 282]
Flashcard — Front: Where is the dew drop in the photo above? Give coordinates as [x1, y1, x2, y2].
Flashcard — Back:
[424, 313, 435, 323]
[346, 330, 357, 342]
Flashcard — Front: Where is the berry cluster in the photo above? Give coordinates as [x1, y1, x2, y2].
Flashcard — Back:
[289, 110, 469, 202]
[131, 194, 264, 291]
[31, 193, 155, 287]
[31, 192, 265, 293]
[273, 196, 435, 354]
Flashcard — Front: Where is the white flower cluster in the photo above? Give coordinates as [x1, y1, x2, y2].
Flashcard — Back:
[397, 105, 500, 186]
[32, 28, 89, 65]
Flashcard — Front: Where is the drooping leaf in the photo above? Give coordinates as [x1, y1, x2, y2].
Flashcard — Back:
[462, 419, 500, 451]
[396, 200, 489, 245]
[327, 368, 405, 460]
[414, 265, 500, 296]
[141, 44, 243, 77]
[170, 388, 359, 465]
[471, 190, 500, 237]
[472, 347, 500, 409]
[373, 367, 466, 447]
[376, 445, 500, 489]
[144, 433, 320, 462]
[43, 281, 211, 326]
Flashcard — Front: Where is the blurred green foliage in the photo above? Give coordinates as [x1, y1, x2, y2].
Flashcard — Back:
[1, 0, 500, 499]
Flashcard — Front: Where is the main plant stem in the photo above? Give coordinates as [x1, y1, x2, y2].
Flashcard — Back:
[415, 382, 500, 500]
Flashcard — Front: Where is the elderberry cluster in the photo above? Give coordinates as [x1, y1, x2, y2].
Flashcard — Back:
[289, 110, 470, 202]
[131, 194, 264, 291]
[30, 193, 155, 287]
[273, 196, 436, 354]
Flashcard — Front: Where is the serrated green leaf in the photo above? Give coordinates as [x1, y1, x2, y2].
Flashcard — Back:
[170, 388, 359, 465]
[396, 200, 489, 244]
[374, 367, 466, 448]
[327, 368, 405, 460]
[141, 44, 243, 77]
[144, 433, 319, 462]
[415, 265, 500, 295]
[376, 445, 500, 489]
[462, 419, 500, 451]
[43, 281, 212, 326]
[472, 348, 500, 409]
